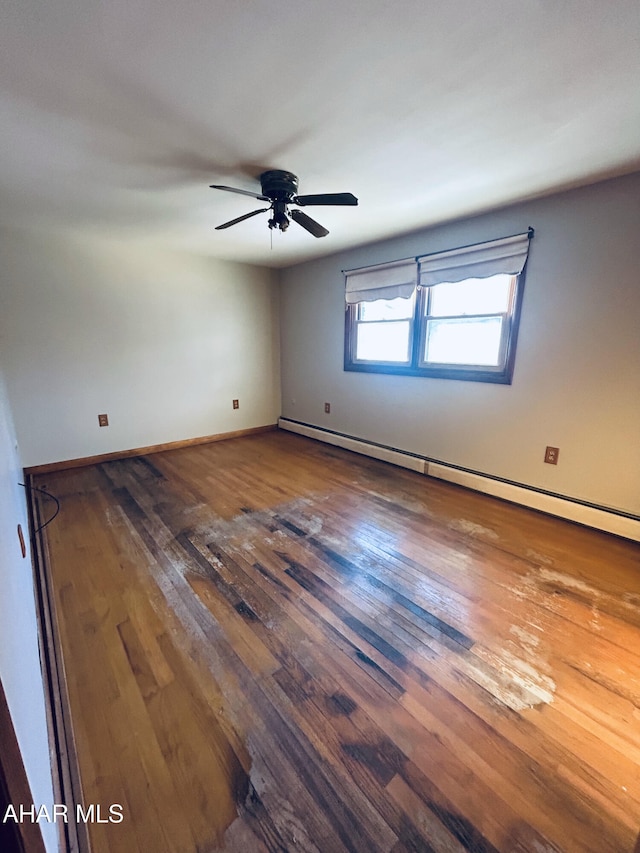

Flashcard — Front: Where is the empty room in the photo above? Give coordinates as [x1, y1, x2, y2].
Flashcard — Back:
[1, 2, 640, 852]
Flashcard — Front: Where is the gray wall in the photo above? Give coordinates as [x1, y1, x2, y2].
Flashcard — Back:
[279, 173, 640, 516]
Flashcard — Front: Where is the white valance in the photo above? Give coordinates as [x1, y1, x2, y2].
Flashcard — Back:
[418, 231, 532, 287]
[345, 258, 416, 304]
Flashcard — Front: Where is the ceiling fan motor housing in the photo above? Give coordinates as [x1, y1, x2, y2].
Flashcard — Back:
[260, 170, 299, 201]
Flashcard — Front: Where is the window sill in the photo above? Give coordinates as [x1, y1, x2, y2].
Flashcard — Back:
[344, 361, 513, 383]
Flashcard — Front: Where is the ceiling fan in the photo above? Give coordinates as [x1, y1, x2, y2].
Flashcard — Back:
[210, 170, 358, 238]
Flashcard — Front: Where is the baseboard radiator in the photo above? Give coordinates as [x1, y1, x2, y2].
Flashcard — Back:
[278, 418, 640, 543]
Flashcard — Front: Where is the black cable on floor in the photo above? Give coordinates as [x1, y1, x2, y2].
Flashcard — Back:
[19, 482, 60, 533]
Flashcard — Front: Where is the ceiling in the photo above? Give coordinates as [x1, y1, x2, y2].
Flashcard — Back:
[1, 0, 639, 268]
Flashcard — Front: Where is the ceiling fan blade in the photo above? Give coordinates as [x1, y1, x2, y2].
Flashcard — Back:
[290, 209, 329, 238]
[293, 192, 358, 207]
[210, 184, 270, 202]
[215, 208, 270, 230]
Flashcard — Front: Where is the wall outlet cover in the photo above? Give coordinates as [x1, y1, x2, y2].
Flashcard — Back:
[17, 524, 26, 558]
[544, 446, 559, 464]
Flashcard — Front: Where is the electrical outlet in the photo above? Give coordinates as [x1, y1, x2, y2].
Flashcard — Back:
[232, 399, 239, 410]
[544, 446, 559, 465]
[98, 413, 109, 427]
[17, 524, 26, 558]
[324, 402, 331, 414]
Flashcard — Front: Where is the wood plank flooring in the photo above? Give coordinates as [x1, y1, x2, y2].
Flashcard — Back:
[34, 431, 640, 853]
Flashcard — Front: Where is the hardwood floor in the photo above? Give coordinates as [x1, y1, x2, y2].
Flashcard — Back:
[34, 431, 640, 853]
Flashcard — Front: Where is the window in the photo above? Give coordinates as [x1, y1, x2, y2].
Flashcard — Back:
[344, 231, 532, 383]
[353, 295, 414, 364]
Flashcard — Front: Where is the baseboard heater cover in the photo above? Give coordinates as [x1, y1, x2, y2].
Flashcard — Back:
[279, 418, 425, 473]
[278, 418, 640, 542]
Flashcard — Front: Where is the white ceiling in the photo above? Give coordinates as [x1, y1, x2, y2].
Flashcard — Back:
[1, 0, 639, 268]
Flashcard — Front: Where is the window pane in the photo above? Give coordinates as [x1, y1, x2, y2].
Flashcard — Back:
[424, 316, 503, 365]
[429, 274, 512, 317]
[359, 296, 413, 321]
[356, 321, 410, 362]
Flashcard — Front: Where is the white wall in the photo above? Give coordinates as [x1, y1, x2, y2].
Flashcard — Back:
[280, 173, 640, 517]
[0, 228, 281, 467]
[0, 369, 57, 851]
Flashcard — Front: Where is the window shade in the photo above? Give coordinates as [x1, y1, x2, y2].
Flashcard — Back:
[345, 258, 416, 304]
[418, 232, 532, 287]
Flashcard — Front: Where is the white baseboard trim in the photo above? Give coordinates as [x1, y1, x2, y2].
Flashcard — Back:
[426, 462, 640, 542]
[279, 418, 425, 473]
[278, 418, 640, 542]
